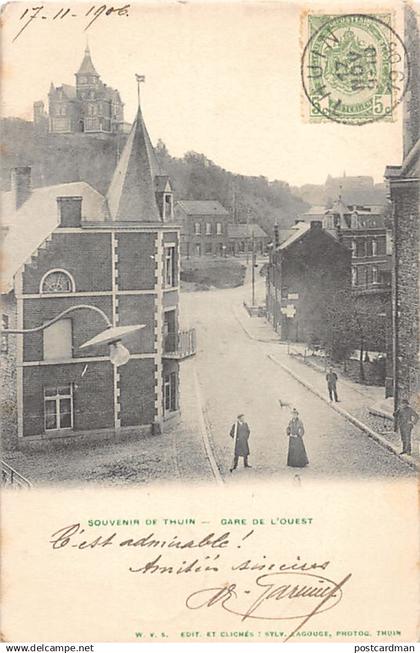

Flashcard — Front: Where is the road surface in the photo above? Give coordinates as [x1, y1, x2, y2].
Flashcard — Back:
[180, 271, 412, 482]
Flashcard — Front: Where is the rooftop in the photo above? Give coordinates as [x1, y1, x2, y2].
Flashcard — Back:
[106, 107, 162, 223]
[76, 45, 99, 76]
[227, 223, 268, 239]
[1, 181, 108, 293]
[176, 200, 230, 216]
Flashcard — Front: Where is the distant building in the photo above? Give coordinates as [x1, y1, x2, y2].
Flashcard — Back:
[34, 46, 129, 135]
[293, 174, 387, 207]
[385, 5, 419, 408]
[322, 199, 391, 294]
[1, 107, 195, 451]
[265, 221, 351, 342]
[175, 200, 230, 257]
[226, 223, 269, 256]
[325, 174, 387, 206]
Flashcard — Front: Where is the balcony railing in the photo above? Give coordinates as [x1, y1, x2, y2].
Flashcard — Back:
[163, 329, 197, 360]
[1, 460, 32, 489]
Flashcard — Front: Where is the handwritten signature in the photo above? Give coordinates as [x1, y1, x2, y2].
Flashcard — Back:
[13, 4, 130, 42]
[185, 571, 352, 642]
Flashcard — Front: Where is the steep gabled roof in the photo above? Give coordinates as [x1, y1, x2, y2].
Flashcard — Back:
[77, 45, 99, 76]
[106, 108, 161, 222]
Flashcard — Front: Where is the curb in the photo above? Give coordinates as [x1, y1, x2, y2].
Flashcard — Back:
[232, 306, 280, 343]
[267, 354, 419, 472]
[192, 364, 224, 486]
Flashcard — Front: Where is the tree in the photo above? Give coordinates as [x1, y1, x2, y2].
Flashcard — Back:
[320, 290, 387, 383]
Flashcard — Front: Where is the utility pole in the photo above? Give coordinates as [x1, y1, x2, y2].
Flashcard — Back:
[251, 228, 255, 306]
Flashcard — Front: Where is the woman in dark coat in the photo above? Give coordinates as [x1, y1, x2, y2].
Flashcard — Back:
[229, 414, 251, 472]
[286, 408, 309, 468]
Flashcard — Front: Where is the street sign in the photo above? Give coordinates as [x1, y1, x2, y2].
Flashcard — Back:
[288, 293, 299, 300]
[283, 304, 296, 318]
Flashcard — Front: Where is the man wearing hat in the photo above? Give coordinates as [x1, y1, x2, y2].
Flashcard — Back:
[229, 414, 251, 472]
[394, 399, 418, 455]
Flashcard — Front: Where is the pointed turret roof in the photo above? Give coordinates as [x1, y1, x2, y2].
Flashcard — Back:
[106, 107, 161, 222]
[77, 45, 99, 76]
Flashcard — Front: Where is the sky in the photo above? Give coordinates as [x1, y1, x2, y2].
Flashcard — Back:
[1, 0, 404, 187]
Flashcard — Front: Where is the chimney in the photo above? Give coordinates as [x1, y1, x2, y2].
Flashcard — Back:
[11, 167, 31, 210]
[57, 196, 82, 227]
[310, 220, 322, 229]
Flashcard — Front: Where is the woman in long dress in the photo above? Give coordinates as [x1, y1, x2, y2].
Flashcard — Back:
[286, 408, 309, 467]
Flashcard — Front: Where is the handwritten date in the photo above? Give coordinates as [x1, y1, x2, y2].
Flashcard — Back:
[13, 4, 130, 42]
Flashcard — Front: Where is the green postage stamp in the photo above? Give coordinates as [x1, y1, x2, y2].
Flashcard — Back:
[301, 13, 410, 125]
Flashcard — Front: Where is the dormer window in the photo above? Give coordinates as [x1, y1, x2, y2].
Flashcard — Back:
[164, 194, 173, 219]
[40, 269, 75, 294]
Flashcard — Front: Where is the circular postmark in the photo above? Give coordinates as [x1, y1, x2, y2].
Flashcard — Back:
[301, 13, 410, 125]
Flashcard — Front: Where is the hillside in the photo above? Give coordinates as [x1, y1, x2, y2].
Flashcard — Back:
[1, 118, 307, 232]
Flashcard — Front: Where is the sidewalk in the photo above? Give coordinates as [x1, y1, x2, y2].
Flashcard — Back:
[234, 304, 419, 471]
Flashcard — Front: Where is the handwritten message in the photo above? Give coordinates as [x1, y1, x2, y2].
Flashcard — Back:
[49, 522, 351, 642]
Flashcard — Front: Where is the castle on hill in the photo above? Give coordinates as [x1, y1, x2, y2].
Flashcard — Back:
[34, 46, 129, 135]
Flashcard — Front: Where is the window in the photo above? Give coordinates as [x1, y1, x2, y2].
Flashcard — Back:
[372, 239, 377, 256]
[216, 222, 223, 235]
[164, 246, 176, 287]
[355, 239, 366, 258]
[372, 266, 378, 284]
[164, 372, 177, 413]
[356, 266, 366, 286]
[164, 194, 173, 219]
[1, 314, 9, 353]
[366, 240, 373, 257]
[44, 384, 73, 431]
[43, 319, 72, 361]
[205, 242, 213, 254]
[351, 267, 357, 286]
[194, 222, 201, 235]
[206, 222, 212, 235]
[41, 270, 74, 294]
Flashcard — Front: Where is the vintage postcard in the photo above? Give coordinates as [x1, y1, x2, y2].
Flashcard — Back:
[1, 0, 419, 645]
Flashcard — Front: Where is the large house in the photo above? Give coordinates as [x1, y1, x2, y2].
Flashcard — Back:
[175, 200, 230, 257]
[265, 220, 351, 342]
[322, 200, 391, 294]
[1, 107, 195, 451]
[34, 46, 127, 135]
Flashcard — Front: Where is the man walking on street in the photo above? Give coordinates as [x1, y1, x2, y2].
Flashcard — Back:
[394, 399, 418, 455]
[326, 366, 339, 402]
[229, 414, 251, 472]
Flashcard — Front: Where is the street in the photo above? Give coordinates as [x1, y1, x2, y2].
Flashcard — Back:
[180, 271, 412, 481]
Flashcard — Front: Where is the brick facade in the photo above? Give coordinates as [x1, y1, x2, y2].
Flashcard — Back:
[266, 223, 351, 342]
[0, 293, 18, 450]
[390, 180, 419, 405]
[385, 5, 419, 410]
[3, 223, 181, 445]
